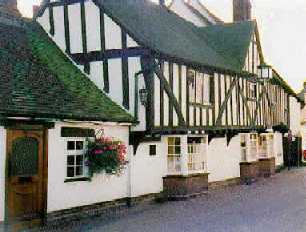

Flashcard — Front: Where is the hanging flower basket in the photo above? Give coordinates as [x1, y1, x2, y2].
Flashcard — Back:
[85, 136, 128, 176]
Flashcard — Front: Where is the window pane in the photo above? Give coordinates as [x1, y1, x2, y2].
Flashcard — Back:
[149, 145, 157, 156]
[76, 141, 84, 150]
[76, 166, 83, 176]
[67, 167, 74, 177]
[168, 146, 174, 155]
[67, 141, 75, 150]
[175, 146, 181, 154]
[168, 137, 174, 145]
[76, 155, 83, 165]
[67, 156, 75, 166]
[175, 138, 180, 146]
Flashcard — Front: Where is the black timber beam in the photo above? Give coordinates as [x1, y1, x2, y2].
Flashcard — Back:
[70, 48, 150, 64]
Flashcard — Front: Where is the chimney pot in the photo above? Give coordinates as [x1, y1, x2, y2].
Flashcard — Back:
[0, 0, 20, 16]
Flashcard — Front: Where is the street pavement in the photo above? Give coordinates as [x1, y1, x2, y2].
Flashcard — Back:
[37, 168, 306, 232]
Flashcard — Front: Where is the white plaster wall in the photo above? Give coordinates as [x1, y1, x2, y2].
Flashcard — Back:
[52, 6, 66, 51]
[127, 34, 139, 48]
[130, 142, 166, 197]
[104, 14, 122, 50]
[47, 122, 164, 213]
[129, 56, 146, 131]
[89, 61, 104, 91]
[85, 1, 101, 52]
[0, 127, 6, 222]
[108, 58, 123, 106]
[274, 132, 284, 167]
[207, 135, 241, 182]
[289, 97, 301, 135]
[301, 124, 306, 151]
[47, 122, 130, 212]
[169, 0, 208, 27]
[68, 4, 83, 54]
[36, 7, 50, 33]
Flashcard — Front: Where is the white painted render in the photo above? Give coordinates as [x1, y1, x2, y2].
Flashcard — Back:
[274, 132, 284, 167]
[68, 4, 83, 53]
[104, 14, 122, 50]
[108, 59, 123, 106]
[301, 124, 306, 154]
[36, 7, 50, 33]
[0, 127, 6, 222]
[89, 61, 104, 90]
[207, 135, 241, 182]
[47, 122, 128, 212]
[169, 0, 209, 27]
[289, 96, 301, 135]
[130, 142, 166, 197]
[130, 58, 147, 131]
[127, 35, 139, 48]
[47, 122, 165, 212]
[85, 1, 101, 52]
[52, 6, 66, 51]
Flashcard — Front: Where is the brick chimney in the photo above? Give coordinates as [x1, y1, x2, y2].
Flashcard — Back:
[33, 5, 40, 17]
[0, 0, 21, 16]
[233, 0, 251, 21]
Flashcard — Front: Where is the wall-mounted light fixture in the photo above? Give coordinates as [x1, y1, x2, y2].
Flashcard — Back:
[258, 64, 272, 79]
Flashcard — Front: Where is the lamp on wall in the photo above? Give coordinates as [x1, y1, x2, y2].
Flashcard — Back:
[258, 64, 272, 79]
[139, 88, 148, 107]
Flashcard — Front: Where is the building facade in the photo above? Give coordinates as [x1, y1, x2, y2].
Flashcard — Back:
[0, 0, 300, 227]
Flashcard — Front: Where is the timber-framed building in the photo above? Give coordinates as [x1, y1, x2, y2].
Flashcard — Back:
[0, 0, 301, 227]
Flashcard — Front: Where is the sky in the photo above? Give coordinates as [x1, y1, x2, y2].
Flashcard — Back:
[18, 0, 306, 92]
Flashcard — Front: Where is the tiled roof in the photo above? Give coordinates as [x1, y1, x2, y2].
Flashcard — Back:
[0, 18, 134, 122]
[94, 0, 255, 73]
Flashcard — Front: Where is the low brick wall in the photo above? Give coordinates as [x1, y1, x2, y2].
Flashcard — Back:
[163, 173, 209, 200]
[258, 157, 276, 178]
[45, 193, 160, 227]
[240, 162, 259, 185]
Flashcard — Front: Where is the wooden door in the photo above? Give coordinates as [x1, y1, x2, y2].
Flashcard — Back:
[6, 129, 45, 224]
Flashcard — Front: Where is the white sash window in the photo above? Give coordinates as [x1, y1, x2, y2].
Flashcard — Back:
[187, 136, 208, 173]
[258, 133, 274, 159]
[240, 133, 258, 162]
[167, 137, 181, 174]
[65, 138, 88, 179]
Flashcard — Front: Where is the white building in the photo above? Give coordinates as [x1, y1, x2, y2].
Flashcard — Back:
[0, 0, 300, 227]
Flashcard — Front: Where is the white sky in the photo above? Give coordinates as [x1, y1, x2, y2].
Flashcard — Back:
[18, 0, 306, 92]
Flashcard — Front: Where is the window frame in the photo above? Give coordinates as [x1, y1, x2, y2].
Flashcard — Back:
[188, 69, 213, 106]
[167, 137, 181, 174]
[64, 137, 88, 181]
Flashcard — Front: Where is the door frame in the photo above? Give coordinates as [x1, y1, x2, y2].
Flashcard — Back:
[4, 122, 50, 225]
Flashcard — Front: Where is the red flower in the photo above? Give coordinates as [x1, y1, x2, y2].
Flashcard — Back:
[94, 149, 103, 155]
